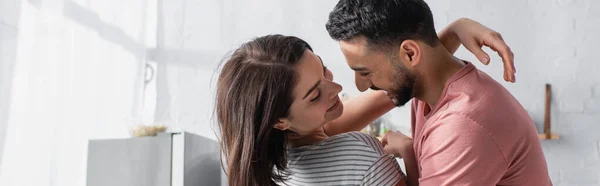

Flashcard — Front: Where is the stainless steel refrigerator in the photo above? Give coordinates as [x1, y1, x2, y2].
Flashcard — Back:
[86, 132, 224, 186]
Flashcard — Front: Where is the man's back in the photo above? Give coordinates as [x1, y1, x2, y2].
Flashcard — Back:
[411, 62, 552, 185]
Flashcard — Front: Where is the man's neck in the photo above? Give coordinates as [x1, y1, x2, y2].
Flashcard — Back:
[417, 46, 465, 109]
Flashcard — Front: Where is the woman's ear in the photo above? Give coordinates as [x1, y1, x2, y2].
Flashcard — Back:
[274, 118, 291, 131]
[399, 40, 421, 67]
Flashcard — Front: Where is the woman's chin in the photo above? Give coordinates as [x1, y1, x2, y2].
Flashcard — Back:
[325, 102, 344, 121]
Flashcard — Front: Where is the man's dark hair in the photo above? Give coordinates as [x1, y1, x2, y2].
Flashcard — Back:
[326, 0, 439, 51]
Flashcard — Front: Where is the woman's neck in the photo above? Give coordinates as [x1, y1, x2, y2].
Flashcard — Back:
[287, 127, 329, 148]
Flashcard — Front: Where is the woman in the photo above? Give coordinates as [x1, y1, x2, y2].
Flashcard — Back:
[216, 18, 515, 186]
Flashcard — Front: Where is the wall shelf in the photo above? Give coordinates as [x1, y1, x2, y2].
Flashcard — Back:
[539, 84, 559, 140]
[538, 133, 559, 140]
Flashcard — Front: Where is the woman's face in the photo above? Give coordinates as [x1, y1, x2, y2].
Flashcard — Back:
[276, 50, 343, 135]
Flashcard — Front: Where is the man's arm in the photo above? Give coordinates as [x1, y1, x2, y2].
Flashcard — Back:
[418, 114, 507, 185]
[381, 131, 420, 186]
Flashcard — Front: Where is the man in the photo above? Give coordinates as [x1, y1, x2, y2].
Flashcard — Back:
[326, 0, 552, 185]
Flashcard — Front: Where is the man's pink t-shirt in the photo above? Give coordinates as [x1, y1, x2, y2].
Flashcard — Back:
[410, 62, 552, 186]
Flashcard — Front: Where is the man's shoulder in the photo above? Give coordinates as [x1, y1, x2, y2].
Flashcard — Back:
[445, 63, 508, 99]
[440, 67, 527, 123]
[429, 111, 480, 131]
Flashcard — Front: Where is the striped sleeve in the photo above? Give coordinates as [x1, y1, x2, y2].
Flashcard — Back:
[346, 132, 386, 154]
[361, 155, 406, 186]
[345, 132, 406, 186]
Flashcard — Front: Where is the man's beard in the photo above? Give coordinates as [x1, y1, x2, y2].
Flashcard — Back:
[389, 64, 417, 107]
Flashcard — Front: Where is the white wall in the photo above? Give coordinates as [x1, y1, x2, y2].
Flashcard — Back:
[0, 0, 152, 185]
[0, 0, 21, 171]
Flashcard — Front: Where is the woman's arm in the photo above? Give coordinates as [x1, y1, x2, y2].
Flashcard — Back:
[323, 18, 516, 136]
[438, 20, 461, 54]
[442, 18, 516, 82]
[323, 90, 394, 136]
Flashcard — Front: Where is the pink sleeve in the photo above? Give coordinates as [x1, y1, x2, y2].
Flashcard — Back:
[418, 114, 508, 186]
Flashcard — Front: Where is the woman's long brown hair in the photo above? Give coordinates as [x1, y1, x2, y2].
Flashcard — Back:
[216, 35, 312, 186]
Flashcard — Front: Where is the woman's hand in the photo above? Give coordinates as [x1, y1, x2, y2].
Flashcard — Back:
[381, 131, 414, 158]
[440, 18, 516, 83]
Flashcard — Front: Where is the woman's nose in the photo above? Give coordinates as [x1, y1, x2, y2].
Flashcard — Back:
[328, 82, 343, 99]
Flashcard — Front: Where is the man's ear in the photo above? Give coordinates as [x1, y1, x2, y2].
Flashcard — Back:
[274, 118, 291, 131]
[399, 40, 421, 67]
